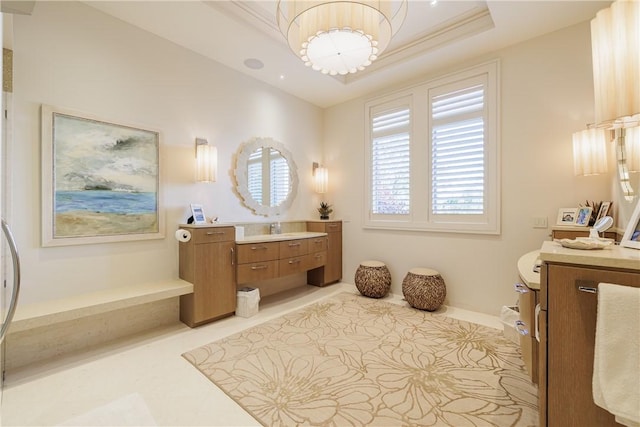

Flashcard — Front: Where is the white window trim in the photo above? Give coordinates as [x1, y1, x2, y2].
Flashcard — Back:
[363, 60, 501, 235]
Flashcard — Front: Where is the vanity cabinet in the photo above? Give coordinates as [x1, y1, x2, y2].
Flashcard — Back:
[306, 221, 342, 286]
[179, 226, 236, 327]
[539, 243, 640, 426]
[236, 242, 280, 284]
[551, 226, 617, 240]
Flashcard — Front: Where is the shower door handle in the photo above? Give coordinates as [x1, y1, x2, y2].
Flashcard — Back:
[0, 219, 21, 344]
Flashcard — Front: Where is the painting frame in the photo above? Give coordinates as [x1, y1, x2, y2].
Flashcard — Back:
[556, 208, 577, 226]
[620, 199, 640, 250]
[41, 104, 164, 247]
[575, 206, 592, 226]
[595, 201, 612, 223]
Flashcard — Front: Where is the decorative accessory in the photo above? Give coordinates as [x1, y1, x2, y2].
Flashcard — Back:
[277, 0, 408, 76]
[318, 201, 333, 219]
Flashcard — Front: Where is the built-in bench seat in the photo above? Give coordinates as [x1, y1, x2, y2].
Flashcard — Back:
[6, 279, 193, 370]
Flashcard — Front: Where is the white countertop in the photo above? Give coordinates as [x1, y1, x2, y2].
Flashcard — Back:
[235, 231, 327, 244]
[539, 240, 640, 271]
[517, 250, 541, 290]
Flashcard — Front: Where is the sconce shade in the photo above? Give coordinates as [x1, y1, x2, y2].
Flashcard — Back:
[591, 0, 640, 124]
[627, 125, 640, 172]
[196, 143, 217, 182]
[277, 0, 407, 76]
[314, 166, 329, 193]
[573, 128, 608, 176]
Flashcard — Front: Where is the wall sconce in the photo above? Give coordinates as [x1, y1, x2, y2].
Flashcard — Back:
[312, 162, 328, 193]
[572, 127, 609, 176]
[195, 138, 217, 182]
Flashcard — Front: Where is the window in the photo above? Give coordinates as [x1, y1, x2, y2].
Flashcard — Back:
[371, 105, 411, 215]
[365, 61, 500, 234]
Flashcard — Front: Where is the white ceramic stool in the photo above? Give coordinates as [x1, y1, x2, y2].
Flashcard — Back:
[354, 260, 391, 298]
[402, 268, 446, 311]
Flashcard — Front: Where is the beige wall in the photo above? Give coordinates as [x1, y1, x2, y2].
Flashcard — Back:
[11, 2, 323, 304]
[10, 4, 638, 315]
[323, 22, 634, 315]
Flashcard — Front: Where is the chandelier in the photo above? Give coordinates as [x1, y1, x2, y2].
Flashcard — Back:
[277, 0, 408, 76]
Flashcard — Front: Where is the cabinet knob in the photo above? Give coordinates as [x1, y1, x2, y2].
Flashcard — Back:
[515, 320, 529, 336]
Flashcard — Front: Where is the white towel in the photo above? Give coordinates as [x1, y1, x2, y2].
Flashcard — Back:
[593, 283, 640, 427]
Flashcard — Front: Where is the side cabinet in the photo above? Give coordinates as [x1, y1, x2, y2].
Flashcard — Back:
[306, 220, 342, 286]
[179, 226, 236, 327]
[540, 263, 640, 426]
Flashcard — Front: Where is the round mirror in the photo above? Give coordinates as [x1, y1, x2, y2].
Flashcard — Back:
[234, 137, 298, 216]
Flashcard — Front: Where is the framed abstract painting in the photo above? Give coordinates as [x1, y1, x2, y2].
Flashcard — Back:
[41, 105, 164, 247]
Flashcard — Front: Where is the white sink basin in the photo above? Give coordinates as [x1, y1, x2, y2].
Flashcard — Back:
[236, 231, 327, 244]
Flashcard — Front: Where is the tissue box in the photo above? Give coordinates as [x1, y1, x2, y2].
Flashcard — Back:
[235, 226, 245, 240]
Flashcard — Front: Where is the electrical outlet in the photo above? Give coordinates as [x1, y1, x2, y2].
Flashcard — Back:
[532, 217, 548, 229]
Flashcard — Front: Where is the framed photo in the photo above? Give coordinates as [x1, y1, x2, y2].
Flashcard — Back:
[620, 199, 640, 250]
[557, 208, 578, 225]
[575, 207, 592, 226]
[190, 203, 207, 225]
[595, 201, 612, 223]
[41, 105, 164, 247]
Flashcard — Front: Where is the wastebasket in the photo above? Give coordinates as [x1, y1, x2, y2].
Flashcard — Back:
[500, 305, 520, 344]
[236, 287, 260, 318]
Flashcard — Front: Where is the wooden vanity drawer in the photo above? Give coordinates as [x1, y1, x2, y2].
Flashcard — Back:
[308, 221, 341, 233]
[191, 227, 235, 244]
[279, 239, 309, 258]
[308, 237, 327, 253]
[308, 251, 327, 269]
[279, 256, 308, 277]
[237, 260, 278, 284]
[236, 242, 279, 264]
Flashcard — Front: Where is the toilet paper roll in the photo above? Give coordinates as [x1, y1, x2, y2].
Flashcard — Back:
[175, 229, 191, 243]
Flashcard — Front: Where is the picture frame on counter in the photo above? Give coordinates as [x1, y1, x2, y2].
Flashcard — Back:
[190, 203, 207, 225]
[575, 207, 592, 226]
[556, 208, 577, 225]
[595, 201, 612, 223]
[620, 199, 640, 250]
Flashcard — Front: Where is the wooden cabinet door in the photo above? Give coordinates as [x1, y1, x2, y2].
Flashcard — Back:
[325, 230, 342, 283]
[306, 221, 342, 286]
[546, 264, 640, 427]
[193, 240, 236, 324]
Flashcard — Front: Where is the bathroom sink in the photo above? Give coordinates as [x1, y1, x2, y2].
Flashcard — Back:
[236, 231, 326, 243]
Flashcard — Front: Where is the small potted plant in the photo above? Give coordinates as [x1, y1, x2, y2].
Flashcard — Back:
[318, 202, 333, 220]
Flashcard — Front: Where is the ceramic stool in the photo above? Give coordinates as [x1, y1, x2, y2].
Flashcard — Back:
[354, 260, 391, 298]
[402, 268, 446, 311]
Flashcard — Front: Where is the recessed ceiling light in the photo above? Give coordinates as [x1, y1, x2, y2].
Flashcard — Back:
[244, 58, 264, 70]
[279, 75, 285, 80]
[430, 0, 438, 6]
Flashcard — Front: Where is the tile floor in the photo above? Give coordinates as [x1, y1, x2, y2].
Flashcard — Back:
[1, 283, 502, 426]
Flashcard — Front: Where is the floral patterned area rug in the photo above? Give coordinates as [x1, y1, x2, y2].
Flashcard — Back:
[182, 292, 538, 426]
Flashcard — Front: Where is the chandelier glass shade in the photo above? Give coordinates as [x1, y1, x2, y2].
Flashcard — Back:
[277, 0, 407, 76]
[591, 0, 639, 124]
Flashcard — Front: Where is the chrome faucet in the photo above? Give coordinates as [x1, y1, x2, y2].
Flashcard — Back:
[270, 222, 281, 234]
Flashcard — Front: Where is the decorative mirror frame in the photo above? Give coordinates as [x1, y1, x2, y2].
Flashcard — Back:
[234, 137, 299, 216]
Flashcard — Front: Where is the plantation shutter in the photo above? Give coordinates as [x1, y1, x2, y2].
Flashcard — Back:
[371, 107, 411, 215]
[247, 149, 263, 205]
[270, 148, 290, 206]
[431, 84, 485, 215]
